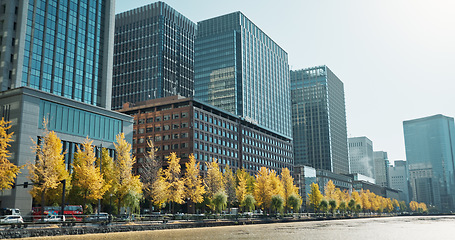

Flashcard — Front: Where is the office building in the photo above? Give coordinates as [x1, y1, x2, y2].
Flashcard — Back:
[194, 12, 291, 139]
[119, 95, 293, 175]
[113, 2, 196, 110]
[291, 66, 349, 174]
[0, 0, 114, 109]
[373, 151, 389, 187]
[389, 160, 410, 203]
[348, 137, 374, 178]
[403, 114, 455, 211]
[0, 0, 133, 214]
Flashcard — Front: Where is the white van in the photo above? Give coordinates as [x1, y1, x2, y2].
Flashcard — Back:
[0, 208, 21, 216]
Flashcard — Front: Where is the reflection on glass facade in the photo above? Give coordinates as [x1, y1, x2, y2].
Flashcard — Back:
[39, 100, 122, 142]
[112, 2, 195, 110]
[19, 0, 108, 106]
[403, 114, 455, 211]
[291, 66, 349, 174]
[195, 12, 291, 138]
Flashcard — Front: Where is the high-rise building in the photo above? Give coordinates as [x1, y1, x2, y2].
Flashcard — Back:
[291, 66, 349, 174]
[0, 0, 114, 109]
[373, 151, 390, 187]
[0, 0, 132, 213]
[403, 114, 455, 211]
[112, 2, 196, 110]
[348, 137, 374, 178]
[389, 160, 410, 203]
[194, 12, 291, 139]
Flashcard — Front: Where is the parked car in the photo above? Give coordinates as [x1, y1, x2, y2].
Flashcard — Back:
[86, 213, 109, 222]
[44, 215, 65, 222]
[0, 215, 24, 224]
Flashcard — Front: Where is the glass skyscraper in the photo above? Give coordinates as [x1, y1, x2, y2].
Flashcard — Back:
[194, 12, 291, 139]
[112, 2, 195, 110]
[0, 0, 132, 214]
[291, 66, 349, 174]
[403, 114, 455, 211]
[0, 0, 114, 109]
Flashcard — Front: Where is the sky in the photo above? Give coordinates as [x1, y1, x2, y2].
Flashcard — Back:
[116, 0, 455, 163]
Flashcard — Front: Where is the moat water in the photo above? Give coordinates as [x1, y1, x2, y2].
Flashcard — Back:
[24, 215, 455, 240]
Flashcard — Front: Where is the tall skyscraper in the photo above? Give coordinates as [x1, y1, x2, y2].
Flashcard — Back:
[0, 0, 132, 213]
[291, 66, 349, 174]
[403, 114, 455, 211]
[0, 0, 114, 109]
[348, 137, 374, 178]
[194, 12, 291, 138]
[373, 151, 390, 187]
[112, 2, 196, 110]
[389, 160, 410, 203]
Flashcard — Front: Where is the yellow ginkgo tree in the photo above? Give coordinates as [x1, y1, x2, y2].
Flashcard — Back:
[163, 152, 185, 213]
[71, 138, 109, 212]
[114, 133, 143, 214]
[0, 118, 21, 191]
[28, 125, 69, 217]
[183, 154, 205, 213]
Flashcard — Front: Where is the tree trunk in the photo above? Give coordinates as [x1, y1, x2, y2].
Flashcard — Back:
[41, 188, 46, 222]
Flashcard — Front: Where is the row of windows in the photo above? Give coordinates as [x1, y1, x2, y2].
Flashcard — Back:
[194, 110, 237, 131]
[134, 112, 188, 124]
[133, 142, 188, 153]
[133, 132, 189, 144]
[133, 122, 188, 134]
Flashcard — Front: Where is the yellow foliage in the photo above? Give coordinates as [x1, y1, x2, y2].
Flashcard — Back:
[307, 182, 323, 211]
[114, 133, 143, 209]
[204, 158, 225, 199]
[254, 167, 273, 210]
[324, 180, 337, 201]
[28, 127, 69, 205]
[98, 148, 116, 200]
[281, 168, 299, 207]
[236, 170, 248, 204]
[0, 118, 21, 190]
[409, 201, 419, 212]
[72, 138, 109, 202]
[351, 190, 362, 208]
[151, 168, 167, 207]
[184, 154, 205, 204]
[163, 152, 185, 204]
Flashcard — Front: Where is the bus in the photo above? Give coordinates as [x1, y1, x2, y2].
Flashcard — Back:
[32, 205, 83, 221]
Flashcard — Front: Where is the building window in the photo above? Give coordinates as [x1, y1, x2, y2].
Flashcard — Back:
[181, 143, 188, 148]
[173, 134, 179, 139]
[138, 138, 145, 144]
[172, 144, 179, 149]
[155, 116, 161, 122]
[181, 122, 188, 128]
[173, 124, 179, 129]
[181, 132, 188, 138]
[155, 126, 161, 132]
[138, 119, 145, 124]
[173, 114, 179, 119]
[164, 125, 170, 131]
[182, 112, 188, 118]
[155, 136, 162, 141]
[146, 118, 153, 123]
[146, 127, 153, 133]
[164, 115, 170, 121]
[138, 128, 144, 134]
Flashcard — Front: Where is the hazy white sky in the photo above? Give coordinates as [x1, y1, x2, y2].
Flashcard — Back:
[116, 0, 455, 163]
